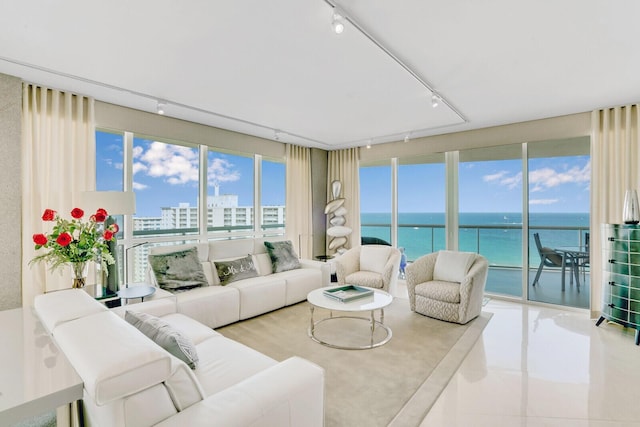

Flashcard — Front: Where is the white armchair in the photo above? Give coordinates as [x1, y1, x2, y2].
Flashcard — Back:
[335, 245, 402, 295]
[406, 251, 488, 324]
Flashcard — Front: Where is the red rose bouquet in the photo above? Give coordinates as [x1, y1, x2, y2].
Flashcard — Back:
[30, 208, 118, 277]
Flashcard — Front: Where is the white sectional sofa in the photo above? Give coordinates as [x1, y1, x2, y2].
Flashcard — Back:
[34, 289, 325, 427]
[142, 237, 331, 329]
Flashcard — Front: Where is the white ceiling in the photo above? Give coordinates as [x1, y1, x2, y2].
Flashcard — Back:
[1, 0, 639, 150]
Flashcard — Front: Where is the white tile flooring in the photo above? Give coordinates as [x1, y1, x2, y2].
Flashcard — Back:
[420, 299, 640, 426]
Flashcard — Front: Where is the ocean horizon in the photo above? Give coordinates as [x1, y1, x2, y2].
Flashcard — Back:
[361, 212, 590, 266]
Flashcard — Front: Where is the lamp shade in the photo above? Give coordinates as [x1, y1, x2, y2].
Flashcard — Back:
[80, 191, 136, 216]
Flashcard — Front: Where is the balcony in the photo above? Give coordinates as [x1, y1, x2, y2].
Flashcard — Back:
[363, 222, 590, 308]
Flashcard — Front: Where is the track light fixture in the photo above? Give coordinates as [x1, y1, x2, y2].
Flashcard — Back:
[157, 100, 166, 115]
[331, 8, 345, 34]
[431, 93, 442, 108]
[404, 134, 410, 143]
[274, 130, 282, 141]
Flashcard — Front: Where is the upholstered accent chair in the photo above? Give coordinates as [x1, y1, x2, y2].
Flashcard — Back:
[335, 245, 402, 295]
[406, 251, 488, 324]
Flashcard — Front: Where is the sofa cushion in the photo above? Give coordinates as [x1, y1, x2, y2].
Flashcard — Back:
[125, 311, 199, 369]
[34, 288, 107, 333]
[149, 247, 208, 291]
[264, 240, 300, 273]
[360, 245, 391, 274]
[415, 281, 461, 303]
[253, 253, 273, 276]
[433, 250, 476, 283]
[193, 336, 277, 396]
[214, 255, 259, 285]
[53, 311, 172, 406]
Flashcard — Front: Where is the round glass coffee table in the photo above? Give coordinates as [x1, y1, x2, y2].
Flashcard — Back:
[306, 286, 393, 350]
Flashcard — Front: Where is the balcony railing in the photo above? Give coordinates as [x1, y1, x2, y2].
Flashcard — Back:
[362, 223, 589, 267]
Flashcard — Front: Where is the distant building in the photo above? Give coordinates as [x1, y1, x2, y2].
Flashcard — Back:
[129, 189, 285, 281]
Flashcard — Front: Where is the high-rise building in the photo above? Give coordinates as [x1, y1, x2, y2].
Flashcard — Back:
[129, 191, 285, 282]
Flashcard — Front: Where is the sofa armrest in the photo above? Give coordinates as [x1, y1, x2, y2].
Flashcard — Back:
[458, 256, 489, 323]
[335, 248, 361, 285]
[154, 356, 324, 427]
[299, 259, 331, 287]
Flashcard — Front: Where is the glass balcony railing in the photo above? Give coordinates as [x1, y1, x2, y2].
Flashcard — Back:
[362, 223, 589, 267]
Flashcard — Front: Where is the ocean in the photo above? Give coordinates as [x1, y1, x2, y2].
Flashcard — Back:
[361, 212, 590, 266]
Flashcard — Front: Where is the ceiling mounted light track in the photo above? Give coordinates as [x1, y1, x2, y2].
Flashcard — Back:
[431, 93, 442, 108]
[157, 100, 166, 115]
[331, 8, 345, 34]
[323, 0, 466, 123]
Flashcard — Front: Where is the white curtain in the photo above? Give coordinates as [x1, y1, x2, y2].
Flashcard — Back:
[591, 105, 640, 316]
[327, 148, 361, 254]
[22, 85, 96, 306]
[285, 144, 313, 259]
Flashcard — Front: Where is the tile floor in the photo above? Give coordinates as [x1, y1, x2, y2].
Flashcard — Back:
[420, 299, 640, 426]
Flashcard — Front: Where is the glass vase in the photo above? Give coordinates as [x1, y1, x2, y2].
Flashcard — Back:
[623, 189, 640, 224]
[70, 261, 89, 288]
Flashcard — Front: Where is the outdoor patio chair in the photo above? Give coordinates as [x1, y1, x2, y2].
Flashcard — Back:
[532, 232, 579, 288]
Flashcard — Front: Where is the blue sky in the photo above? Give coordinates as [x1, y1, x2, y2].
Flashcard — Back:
[97, 131, 590, 217]
[361, 156, 590, 213]
[96, 132, 284, 217]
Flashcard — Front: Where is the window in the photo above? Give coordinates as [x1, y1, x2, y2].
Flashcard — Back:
[398, 154, 446, 261]
[527, 137, 590, 308]
[261, 157, 285, 232]
[96, 129, 285, 283]
[459, 145, 523, 297]
[206, 150, 254, 234]
[360, 164, 392, 244]
[132, 137, 200, 236]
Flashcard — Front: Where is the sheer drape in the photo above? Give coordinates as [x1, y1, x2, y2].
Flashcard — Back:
[22, 85, 96, 306]
[285, 144, 313, 259]
[591, 105, 640, 315]
[327, 148, 361, 254]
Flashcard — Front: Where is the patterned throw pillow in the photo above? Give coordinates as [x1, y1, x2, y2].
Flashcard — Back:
[214, 255, 258, 286]
[148, 247, 208, 291]
[125, 311, 199, 369]
[264, 240, 301, 273]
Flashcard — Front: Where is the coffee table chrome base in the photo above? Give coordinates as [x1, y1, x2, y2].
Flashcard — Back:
[308, 307, 392, 350]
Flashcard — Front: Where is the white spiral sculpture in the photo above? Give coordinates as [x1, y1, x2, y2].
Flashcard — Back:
[325, 180, 352, 254]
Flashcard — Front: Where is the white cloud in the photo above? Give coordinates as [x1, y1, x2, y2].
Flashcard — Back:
[208, 157, 241, 186]
[483, 170, 522, 190]
[134, 142, 200, 185]
[132, 181, 148, 190]
[529, 198, 559, 205]
[529, 161, 590, 192]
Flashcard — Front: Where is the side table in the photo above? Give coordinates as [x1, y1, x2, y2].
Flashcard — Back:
[117, 285, 156, 304]
[0, 308, 83, 425]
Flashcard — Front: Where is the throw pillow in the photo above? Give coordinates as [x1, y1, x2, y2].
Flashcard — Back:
[148, 247, 208, 291]
[214, 255, 258, 286]
[360, 245, 391, 274]
[125, 311, 199, 369]
[264, 240, 301, 273]
[433, 250, 476, 283]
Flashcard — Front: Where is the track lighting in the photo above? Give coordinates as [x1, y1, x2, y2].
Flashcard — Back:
[331, 8, 345, 34]
[404, 134, 410, 143]
[274, 130, 281, 141]
[157, 100, 166, 115]
[431, 93, 442, 108]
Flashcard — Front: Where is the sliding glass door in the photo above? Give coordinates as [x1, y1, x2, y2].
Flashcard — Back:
[527, 137, 590, 309]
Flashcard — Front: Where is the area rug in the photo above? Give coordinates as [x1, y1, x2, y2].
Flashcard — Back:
[218, 298, 491, 427]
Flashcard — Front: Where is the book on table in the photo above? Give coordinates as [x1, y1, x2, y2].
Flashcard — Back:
[323, 285, 373, 302]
